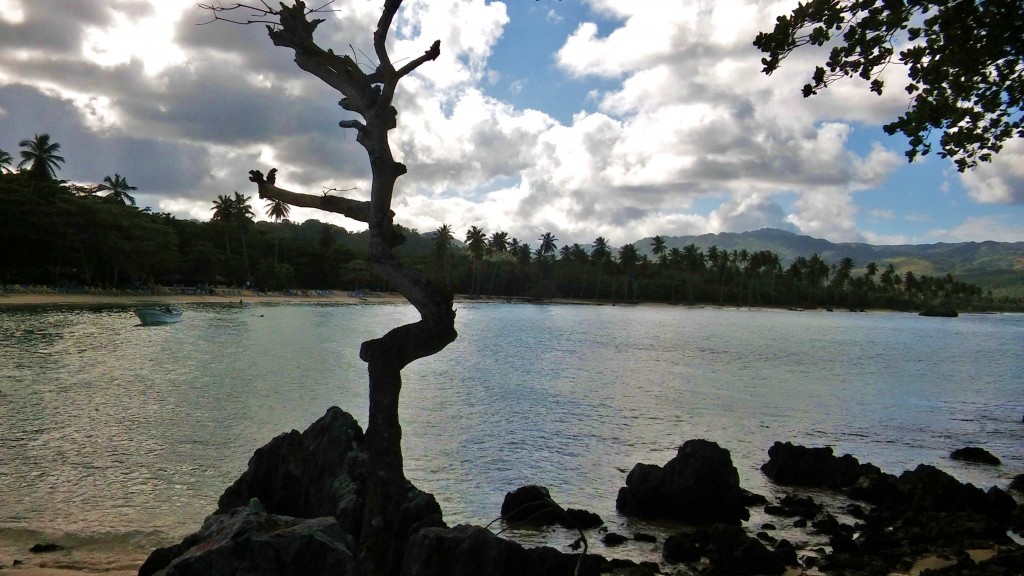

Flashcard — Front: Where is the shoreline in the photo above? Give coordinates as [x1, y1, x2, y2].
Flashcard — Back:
[0, 289, 407, 307]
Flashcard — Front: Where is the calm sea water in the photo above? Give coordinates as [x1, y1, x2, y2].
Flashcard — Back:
[1, 303, 1021, 567]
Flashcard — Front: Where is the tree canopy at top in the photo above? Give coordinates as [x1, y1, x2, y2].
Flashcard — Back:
[754, 0, 1024, 172]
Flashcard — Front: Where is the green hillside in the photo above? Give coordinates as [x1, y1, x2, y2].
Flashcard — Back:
[636, 229, 1024, 296]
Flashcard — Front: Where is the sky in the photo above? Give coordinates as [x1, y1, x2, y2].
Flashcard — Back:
[0, 0, 1021, 249]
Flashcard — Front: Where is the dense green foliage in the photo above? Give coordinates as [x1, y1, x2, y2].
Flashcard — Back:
[3, 168, 1020, 310]
[3, 169, 1018, 310]
[755, 0, 1024, 171]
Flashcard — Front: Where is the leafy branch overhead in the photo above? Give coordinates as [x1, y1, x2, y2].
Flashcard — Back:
[754, 0, 1024, 171]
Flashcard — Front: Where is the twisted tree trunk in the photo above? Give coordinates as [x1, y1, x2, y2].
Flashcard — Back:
[211, 2, 454, 573]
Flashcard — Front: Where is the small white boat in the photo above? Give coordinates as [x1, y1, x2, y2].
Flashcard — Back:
[135, 306, 183, 325]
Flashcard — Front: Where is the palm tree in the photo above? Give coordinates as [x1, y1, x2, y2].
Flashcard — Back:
[232, 191, 255, 282]
[0, 148, 12, 173]
[618, 244, 639, 300]
[591, 236, 611, 299]
[651, 235, 667, 265]
[558, 244, 574, 261]
[97, 173, 137, 206]
[18, 133, 65, 181]
[538, 232, 558, 258]
[211, 194, 235, 252]
[488, 231, 508, 255]
[464, 225, 487, 296]
[432, 224, 454, 289]
[265, 198, 291, 265]
[486, 231, 509, 295]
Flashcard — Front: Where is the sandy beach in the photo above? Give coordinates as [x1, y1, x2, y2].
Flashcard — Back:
[0, 288, 413, 307]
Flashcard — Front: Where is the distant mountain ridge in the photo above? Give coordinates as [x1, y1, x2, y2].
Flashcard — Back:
[635, 228, 1024, 295]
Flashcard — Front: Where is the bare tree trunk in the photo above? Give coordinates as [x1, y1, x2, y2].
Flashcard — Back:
[206, 2, 450, 573]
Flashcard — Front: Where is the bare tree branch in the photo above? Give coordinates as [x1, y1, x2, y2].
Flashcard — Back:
[248, 169, 371, 223]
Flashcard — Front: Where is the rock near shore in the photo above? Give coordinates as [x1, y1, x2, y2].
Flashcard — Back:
[140, 407, 653, 576]
[139, 406, 443, 576]
[616, 438, 750, 525]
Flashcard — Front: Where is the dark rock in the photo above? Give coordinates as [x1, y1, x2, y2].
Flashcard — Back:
[986, 486, 1017, 521]
[29, 543, 63, 553]
[950, 446, 1002, 465]
[1011, 474, 1024, 492]
[713, 537, 786, 575]
[563, 508, 603, 530]
[633, 532, 657, 543]
[616, 439, 750, 525]
[773, 539, 798, 567]
[663, 532, 703, 564]
[400, 524, 532, 575]
[741, 490, 768, 506]
[811, 512, 842, 535]
[792, 517, 807, 528]
[695, 526, 786, 576]
[141, 407, 444, 576]
[846, 470, 899, 504]
[828, 531, 857, 554]
[761, 441, 878, 488]
[760, 522, 776, 530]
[893, 464, 991, 514]
[529, 544, 657, 576]
[756, 531, 776, 544]
[500, 485, 564, 526]
[779, 494, 821, 518]
[844, 503, 868, 519]
[402, 525, 659, 576]
[140, 500, 358, 576]
[706, 523, 748, 553]
[601, 532, 628, 546]
[216, 406, 369, 534]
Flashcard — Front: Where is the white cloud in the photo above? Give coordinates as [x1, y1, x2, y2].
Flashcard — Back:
[0, 0, 25, 24]
[0, 0, 1016, 246]
[81, 2, 187, 75]
[708, 193, 796, 233]
[928, 216, 1024, 243]
[959, 138, 1024, 204]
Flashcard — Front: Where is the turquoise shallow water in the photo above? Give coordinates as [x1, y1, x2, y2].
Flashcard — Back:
[1, 303, 1022, 565]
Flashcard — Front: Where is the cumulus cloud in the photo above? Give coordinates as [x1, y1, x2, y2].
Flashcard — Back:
[959, 138, 1024, 205]
[0, 0, 1015, 246]
[708, 193, 797, 233]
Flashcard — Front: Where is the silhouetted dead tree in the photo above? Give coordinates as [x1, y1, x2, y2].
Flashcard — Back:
[200, 1, 454, 574]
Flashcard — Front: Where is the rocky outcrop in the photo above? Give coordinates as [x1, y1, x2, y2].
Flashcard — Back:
[761, 441, 879, 488]
[216, 407, 369, 532]
[500, 485, 603, 530]
[950, 446, 1002, 465]
[400, 524, 658, 576]
[616, 439, 750, 525]
[501, 485, 564, 526]
[139, 407, 443, 576]
[758, 443, 1021, 576]
[662, 524, 789, 575]
[138, 500, 359, 576]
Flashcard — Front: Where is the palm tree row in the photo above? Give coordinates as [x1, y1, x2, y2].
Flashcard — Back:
[421, 225, 995, 311]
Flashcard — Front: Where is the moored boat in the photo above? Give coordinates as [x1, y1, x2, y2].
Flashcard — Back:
[135, 306, 183, 325]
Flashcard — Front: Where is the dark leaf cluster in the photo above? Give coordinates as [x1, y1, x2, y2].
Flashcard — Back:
[754, 0, 1024, 171]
